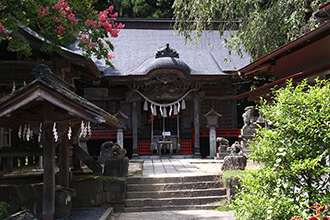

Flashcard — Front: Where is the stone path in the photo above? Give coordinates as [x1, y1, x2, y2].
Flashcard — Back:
[141, 159, 209, 177]
[111, 210, 235, 220]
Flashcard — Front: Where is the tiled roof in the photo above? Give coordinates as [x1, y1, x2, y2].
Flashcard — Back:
[68, 29, 251, 77]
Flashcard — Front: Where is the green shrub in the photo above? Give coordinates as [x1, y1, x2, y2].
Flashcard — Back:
[0, 201, 9, 220]
[233, 79, 330, 219]
[222, 170, 247, 187]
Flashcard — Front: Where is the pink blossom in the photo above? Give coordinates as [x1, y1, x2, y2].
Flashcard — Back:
[55, 25, 65, 35]
[53, 4, 61, 10]
[61, 10, 67, 17]
[108, 54, 115, 59]
[108, 5, 114, 12]
[37, 6, 49, 18]
[110, 29, 119, 38]
[0, 22, 4, 33]
[68, 13, 75, 20]
[118, 23, 125, 29]
[53, 16, 61, 22]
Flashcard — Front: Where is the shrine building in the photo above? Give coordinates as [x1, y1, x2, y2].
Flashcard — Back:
[70, 19, 251, 158]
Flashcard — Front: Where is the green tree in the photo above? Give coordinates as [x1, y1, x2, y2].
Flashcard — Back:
[0, 0, 124, 67]
[94, 0, 174, 18]
[173, 0, 329, 60]
[233, 79, 330, 219]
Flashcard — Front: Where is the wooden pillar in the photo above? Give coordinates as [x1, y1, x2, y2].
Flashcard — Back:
[59, 133, 69, 188]
[42, 103, 55, 220]
[193, 94, 202, 158]
[132, 101, 139, 158]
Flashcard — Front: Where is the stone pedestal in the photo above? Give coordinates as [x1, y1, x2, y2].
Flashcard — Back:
[226, 178, 242, 199]
[221, 156, 247, 171]
[104, 157, 129, 177]
[34, 187, 76, 219]
[240, 126, 257, 155]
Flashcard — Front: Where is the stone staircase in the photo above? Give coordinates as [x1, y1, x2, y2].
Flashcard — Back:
[124, 174, 227, 212]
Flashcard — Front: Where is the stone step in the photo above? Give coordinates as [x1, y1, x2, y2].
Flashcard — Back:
[124, 204, 222, 212]
[126, 175, 221, 184]
[125, 195, 226, 207]
[127, 181, 222, 192]
[126, 188, 226, 199]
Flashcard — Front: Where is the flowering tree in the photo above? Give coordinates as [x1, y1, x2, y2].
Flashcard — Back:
[0, 0, 124, 68]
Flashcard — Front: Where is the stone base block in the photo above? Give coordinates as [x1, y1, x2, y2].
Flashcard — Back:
[221, 156, 247, 171]
[104, 157, 129, 177]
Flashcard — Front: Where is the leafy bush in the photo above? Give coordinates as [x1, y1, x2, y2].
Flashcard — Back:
[0, 201, 10, 220]
[222, 170, 247, 187]
[233, 79, 330, 219]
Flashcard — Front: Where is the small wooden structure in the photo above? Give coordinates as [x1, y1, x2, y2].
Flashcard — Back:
[0, 64, 119, 220]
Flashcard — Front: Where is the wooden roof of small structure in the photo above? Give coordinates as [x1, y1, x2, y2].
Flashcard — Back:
[0, 64, 119, 129]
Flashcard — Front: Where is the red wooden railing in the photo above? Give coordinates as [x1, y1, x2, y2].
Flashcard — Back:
[137, 139, 193, 155]
[89, 130, 132, 139]
[91, 128, 239, 155]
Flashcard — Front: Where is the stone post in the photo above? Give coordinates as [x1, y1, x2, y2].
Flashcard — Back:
[117, 125, 124, 149]
[209, 126, 217, 158]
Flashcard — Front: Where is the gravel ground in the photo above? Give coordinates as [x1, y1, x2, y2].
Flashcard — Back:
[6, 208, 109, 220]
[191, 160, 260, 175]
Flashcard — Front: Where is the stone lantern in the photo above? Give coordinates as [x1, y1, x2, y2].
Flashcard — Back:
[114, 110, 129, 149]
[205, 109, 222, 158]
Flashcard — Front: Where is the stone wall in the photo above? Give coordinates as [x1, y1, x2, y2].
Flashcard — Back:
[0, 178, 126, 215]
[70, 178, 126, 212]
[0, 183, 43, 214]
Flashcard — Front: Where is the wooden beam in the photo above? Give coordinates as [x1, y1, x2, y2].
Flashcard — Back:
[42, 102, 55, 220]
[0, 148, 43, 157]
[59, 134, 69, 187]
[0, 61, 54, 70]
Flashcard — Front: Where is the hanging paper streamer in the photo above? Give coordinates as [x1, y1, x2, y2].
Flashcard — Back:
[150, 103, 154, 115]
[153, 105, 157, 116]
[68, 126, 72, 140]
[26, 124, 31, 141]
[87, 121, 92, 137]
[163, 107, 167, 117]
[79, 121, 88, 138]
[53, 122, 58, 142]
[38, 123, 42, 143]
[18, 125, 22, 139]
[169, 105, 173, 116]
[159, 106, 163, 117]
[132, 89, 197, 118]
[12, 81, 16, 92]
[181, 99, 186, 110]
[23, 125, 27, 140]
[143, 100, 148, 111]
[30, 127, 33, 140]
[173, 105, 178, 115]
